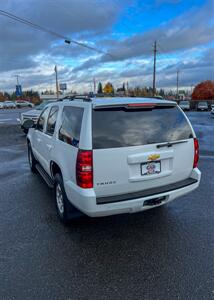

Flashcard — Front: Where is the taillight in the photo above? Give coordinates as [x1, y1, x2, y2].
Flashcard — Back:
[76, 150, 93, 188]
[193, 138, 199, 168]
[127, 103, 156, 108]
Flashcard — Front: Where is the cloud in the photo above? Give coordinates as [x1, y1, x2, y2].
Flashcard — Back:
[0, 0, 119, 72]
[74, 1, 214, 71]
[0, 0, 213, 91]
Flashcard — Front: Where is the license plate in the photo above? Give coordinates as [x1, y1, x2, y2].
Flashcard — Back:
[141, 161, 161, 176]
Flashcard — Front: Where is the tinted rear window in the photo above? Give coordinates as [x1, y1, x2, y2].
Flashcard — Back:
[92, 106, 193, 149]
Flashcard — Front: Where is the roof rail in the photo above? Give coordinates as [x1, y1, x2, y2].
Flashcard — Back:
[58, 94, 93, 102]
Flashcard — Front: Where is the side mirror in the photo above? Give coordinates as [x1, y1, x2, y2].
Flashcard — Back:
[23, 119, 35, 130]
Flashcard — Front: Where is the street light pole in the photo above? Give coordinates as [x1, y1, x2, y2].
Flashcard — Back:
[15, 75, 20, 85]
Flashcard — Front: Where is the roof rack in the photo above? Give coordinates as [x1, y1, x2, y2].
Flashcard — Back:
[58, 94, 93, 102]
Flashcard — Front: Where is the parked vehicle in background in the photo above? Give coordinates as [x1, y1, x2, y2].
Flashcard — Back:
[197, 102, 208, 111]
[16, 100, 34, 108]
[0, 102, 4, 109]
[179, 100, 190, 111]
[20, 100, 56, 133]
[211, 104, 214, 115]
[3, 101, 16, 109]
[25, 96, 201, 224]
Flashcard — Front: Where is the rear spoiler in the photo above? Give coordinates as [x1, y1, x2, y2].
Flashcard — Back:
[93, 102, 177, 110]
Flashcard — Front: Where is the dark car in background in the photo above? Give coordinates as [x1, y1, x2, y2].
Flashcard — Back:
[197, 102, 208, 111]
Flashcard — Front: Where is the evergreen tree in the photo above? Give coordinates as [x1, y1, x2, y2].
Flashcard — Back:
[97, 82, 103, 94]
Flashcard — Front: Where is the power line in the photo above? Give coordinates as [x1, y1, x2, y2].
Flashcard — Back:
[0, 9, 111, 56]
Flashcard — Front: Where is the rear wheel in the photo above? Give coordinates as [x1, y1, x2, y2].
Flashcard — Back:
[54, 173, 76, 224]
[28, 143, 37, 173]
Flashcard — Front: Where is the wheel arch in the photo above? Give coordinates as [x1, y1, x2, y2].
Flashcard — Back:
[50, 161, 62, 179]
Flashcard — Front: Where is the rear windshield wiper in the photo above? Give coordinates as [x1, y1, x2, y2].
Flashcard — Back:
[156, 140, 188, 148]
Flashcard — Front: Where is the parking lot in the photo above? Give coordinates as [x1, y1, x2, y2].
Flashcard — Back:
[0, 111, 214, 299]
[0, 107, 31, 125]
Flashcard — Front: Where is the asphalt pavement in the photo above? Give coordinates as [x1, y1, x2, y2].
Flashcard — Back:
[0, 108, 31, 125]
[0, 111, 214, 300]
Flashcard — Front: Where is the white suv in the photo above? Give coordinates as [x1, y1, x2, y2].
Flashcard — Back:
[25, 97, 201, 224]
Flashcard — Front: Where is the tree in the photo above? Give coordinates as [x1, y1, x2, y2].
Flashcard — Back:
[159, 89, 165, 97]
[117, 83, 126, 93]
[103, 82, 114, 95]
[122, 83, 126, 92]
[0, 92, 4, 101]
[97, 82, 103, 94]
[192, 80, 214, 100]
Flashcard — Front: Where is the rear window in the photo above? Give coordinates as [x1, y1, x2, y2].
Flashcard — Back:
[92, 106, 193, 149]
[59, 106, 84, 147]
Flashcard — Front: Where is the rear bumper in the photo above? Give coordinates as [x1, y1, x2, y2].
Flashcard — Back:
[65, 168, 201, 217]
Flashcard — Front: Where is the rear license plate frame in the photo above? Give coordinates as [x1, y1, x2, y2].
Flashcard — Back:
[141, 161, 161, 176]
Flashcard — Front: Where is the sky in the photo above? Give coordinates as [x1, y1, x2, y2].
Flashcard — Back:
[0, 0, 213, 93]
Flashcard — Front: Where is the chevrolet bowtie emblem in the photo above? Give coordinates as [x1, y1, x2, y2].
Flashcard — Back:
[148, 154, 160, 161]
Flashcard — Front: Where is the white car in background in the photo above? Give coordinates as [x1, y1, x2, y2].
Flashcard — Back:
[20, 100, 56, 133]
[0, 102, 4, 109]
[16, 100, 34, 108]
[3, 101, 16, 109]
[179, 100, 190, 111]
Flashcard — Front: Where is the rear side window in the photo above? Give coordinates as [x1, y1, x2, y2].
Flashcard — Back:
[37, 108, 49, 132]
[59, 106, 84, 147]
[92, 106, 193, 149]
[46, 106, 59, 135]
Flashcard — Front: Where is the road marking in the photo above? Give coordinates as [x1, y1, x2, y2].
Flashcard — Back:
[0, 118, 12, 122]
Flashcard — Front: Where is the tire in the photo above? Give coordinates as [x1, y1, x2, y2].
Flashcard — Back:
[54, 173, 76, 224]
[28, 143, 37, 173]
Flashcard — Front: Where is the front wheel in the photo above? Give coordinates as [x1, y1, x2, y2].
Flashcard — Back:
[28, 143, 37, 173]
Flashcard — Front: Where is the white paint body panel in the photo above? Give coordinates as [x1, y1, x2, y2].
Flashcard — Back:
[27, 98, 201, 217]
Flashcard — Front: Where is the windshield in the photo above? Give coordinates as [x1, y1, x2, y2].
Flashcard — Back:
[180, 101, 189, 105]
[35, 101, 53, 110]
[35, 102, 47, 110]
[36, 101, 56, 110]
[198, 102, 207, 106]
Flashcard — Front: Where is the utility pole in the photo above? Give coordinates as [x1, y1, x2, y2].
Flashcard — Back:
[93, 78, 96, 94]
[153, 41, 157, 96]
[176, 70, 179, 101]
[54, 65, 59, 99]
